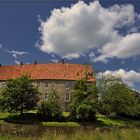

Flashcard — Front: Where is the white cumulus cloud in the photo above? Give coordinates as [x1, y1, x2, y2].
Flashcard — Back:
[38, 1, 140, 62]
[97, 69, 140, 87]
[96, 33, 140, 62]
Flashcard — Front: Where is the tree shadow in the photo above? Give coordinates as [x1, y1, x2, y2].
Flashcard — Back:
[4, 113, 41, 124]
[78, 119, 109, 128]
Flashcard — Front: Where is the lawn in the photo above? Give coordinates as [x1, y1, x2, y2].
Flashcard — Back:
[0, 112, 10, 124]
[97, 114, 140, 127]
[42, 121, 80, 127]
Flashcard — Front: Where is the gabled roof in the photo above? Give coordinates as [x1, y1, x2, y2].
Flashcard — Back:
[0, 63, 95, 82]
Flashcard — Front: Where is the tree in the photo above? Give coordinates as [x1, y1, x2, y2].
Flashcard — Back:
[97, 74, 123, 115]
[97, 74, 140, 118]
[0, 75, 39, 115]
[69, 80, 97, 122]
[101, 83, 135, 115]
[97, 74, 122, 97]
[125, 89, 140, 118]
[37, 89, 62, 121]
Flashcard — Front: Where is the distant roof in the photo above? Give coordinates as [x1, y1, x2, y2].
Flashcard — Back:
[0, 63, 95, 82]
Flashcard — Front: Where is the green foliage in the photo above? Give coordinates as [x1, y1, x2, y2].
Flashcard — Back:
[97, 74, 123, 97]
[97, 75, 140, 118]
[37, 89, 62, 121]
[69, 80, 97, 122]
[0, 76, 39, 114]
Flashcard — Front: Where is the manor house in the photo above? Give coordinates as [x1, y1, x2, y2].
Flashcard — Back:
[0, 61, 95, 111]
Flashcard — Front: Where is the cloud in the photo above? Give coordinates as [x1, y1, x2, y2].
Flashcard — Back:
[51, 59, 58, 63]
[51, 53, 56, 58]
[10, 50, 28, 56]
[95, 33, 140, 62]
[10, 50, 28, 60]
[11, 51, 29, 64]
[0, 44, 2, 48]
[14, 60, 20, 65]
[0, 45, 29, 64]
[38, 1, 140, 62]
[97, 69, 140, 87]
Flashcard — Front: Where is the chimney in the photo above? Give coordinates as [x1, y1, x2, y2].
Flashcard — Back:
[58, 59, 65, 64]
[61, 59, 64, 64]
[20, 61, 23, 66]
[34, 60, 37, 64]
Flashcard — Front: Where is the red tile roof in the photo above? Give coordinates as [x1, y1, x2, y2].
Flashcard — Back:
[0, 63, 95, 82]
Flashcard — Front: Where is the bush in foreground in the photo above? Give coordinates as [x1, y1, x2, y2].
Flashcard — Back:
[37, 89, 62, 121]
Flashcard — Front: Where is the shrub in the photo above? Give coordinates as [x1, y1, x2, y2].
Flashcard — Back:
[37, 89, 62, 121]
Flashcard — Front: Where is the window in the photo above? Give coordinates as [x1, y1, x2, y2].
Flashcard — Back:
[44, 93, 49, 100]
[65, 93, 71, 101]
[66, 82, 70, 89]
[2, 82, 6, 88]
[45, 81, 48, 88]
[36, 82, 40, 88]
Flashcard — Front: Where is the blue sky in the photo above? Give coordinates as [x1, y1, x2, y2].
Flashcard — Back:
[0, 0, 140, 91]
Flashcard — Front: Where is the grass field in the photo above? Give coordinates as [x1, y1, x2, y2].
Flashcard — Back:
[0, 127, 139, 140]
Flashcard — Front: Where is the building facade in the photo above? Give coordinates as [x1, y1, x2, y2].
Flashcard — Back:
[0, 63, 95, 111]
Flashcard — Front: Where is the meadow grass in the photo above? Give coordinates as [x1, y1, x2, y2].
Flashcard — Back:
[0, 127, 139, 140]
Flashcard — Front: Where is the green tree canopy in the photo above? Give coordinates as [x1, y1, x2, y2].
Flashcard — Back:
[97, 74, 122, 97]
[0, 75, 39, 115]
[97, 74, 140, 118]
[69, 80, 98, 122]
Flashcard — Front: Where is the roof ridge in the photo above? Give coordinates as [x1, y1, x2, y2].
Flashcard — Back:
[0, 63, 91, 67]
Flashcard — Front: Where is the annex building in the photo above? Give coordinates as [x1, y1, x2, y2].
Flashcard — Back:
[0, 62, 95, 111]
